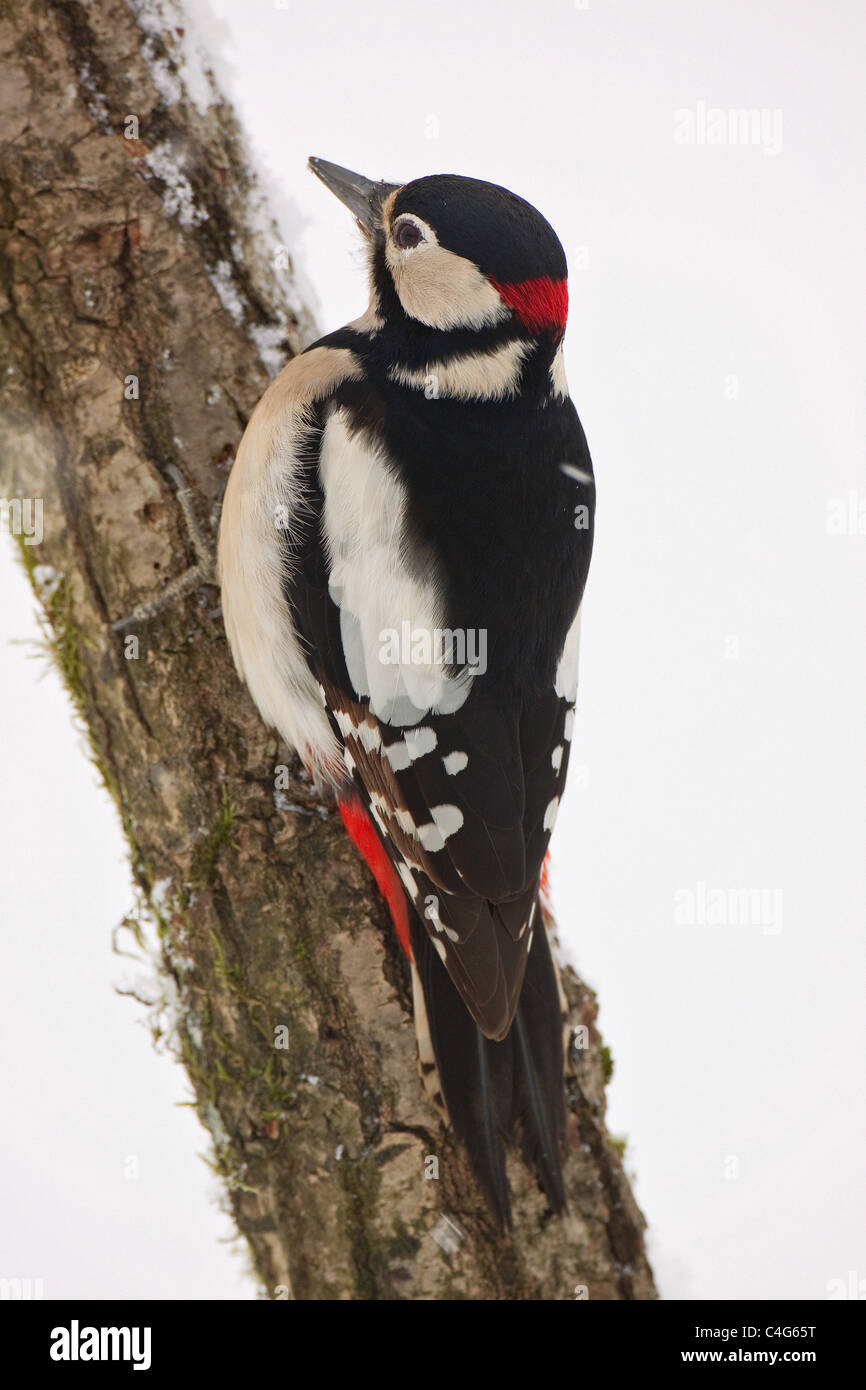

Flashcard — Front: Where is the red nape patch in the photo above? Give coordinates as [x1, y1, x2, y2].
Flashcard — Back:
[338, 795, 412, 959]
[490, 275, 568, 334]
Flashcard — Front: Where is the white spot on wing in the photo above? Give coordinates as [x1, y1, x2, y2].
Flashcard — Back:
[543, 797, 560, 832]
[418, 823, 445, 852]
[357, 721, 382, 752]
[384, 740, 412, 771]
[431, 804, 463, 838]
[551, 744, 563, 771]
[397, 862, 418, 897]
[559, 462, 593, 485]
[442, 751, 468, 775]
[404, 726, 437, 760]
[418, 803, 463, 851]
[334, 709, 354, 737]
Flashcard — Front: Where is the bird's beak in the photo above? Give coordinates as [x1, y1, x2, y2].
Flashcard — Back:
[308, 157, 400, 235]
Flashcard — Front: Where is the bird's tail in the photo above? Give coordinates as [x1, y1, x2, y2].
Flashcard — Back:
[410, 903, 567, 1229]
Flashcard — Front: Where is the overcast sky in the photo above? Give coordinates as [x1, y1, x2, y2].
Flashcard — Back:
[1, 0, 864, 1300]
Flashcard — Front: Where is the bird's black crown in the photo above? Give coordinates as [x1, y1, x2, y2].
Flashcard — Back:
[391, 174, 568, 284]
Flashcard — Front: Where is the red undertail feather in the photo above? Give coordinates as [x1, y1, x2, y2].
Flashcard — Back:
[338, 795, 412, 958]
[539, 849, 552, 908]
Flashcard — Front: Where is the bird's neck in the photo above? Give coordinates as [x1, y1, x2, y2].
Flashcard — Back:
[350, 309, 560, 408]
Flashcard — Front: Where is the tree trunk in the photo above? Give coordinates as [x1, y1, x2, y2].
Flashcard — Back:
[0, 0, 656, 1300]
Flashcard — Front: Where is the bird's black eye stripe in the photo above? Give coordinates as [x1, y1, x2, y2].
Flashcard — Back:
[394, 219, 424, 250]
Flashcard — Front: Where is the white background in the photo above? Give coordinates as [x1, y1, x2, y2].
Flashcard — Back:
[1, 0, 863, 1300]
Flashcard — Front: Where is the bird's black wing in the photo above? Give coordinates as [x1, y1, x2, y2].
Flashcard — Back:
[284, 398, 586, 1042]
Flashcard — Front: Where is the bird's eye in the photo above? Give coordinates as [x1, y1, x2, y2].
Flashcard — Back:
[394, 219, 424, 250]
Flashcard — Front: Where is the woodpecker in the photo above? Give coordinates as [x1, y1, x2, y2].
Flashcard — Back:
[218, 158, 595, 1226]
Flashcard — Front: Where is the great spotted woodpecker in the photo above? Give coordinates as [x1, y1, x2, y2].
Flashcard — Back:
[218, 158, 595, 1225]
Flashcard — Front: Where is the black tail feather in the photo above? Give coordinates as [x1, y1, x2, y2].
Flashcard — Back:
[473, 1024, 512, 1226]
[410, 902, 566, 1228]
[412, 915, 512, 1225]
[510, 917, 567, 1213]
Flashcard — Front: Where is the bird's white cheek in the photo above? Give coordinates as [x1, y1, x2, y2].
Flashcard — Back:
[386, 241, 510, 332]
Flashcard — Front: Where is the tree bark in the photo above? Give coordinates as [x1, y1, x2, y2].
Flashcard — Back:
[0, 0, 656, 1300]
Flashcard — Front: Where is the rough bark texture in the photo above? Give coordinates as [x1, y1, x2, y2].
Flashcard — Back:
[0, 0, 656, 1299]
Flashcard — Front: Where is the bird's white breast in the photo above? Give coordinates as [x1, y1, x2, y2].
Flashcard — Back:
[218, 346, 359, 777]
[218, 343, 478, 778]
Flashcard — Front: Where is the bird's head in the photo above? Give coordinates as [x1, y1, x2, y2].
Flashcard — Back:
[309, 157, 568, 343]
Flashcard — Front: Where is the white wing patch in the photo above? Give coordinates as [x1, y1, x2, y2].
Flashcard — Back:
[320, 409, 478, 724]
[554, 604, 582, 703]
